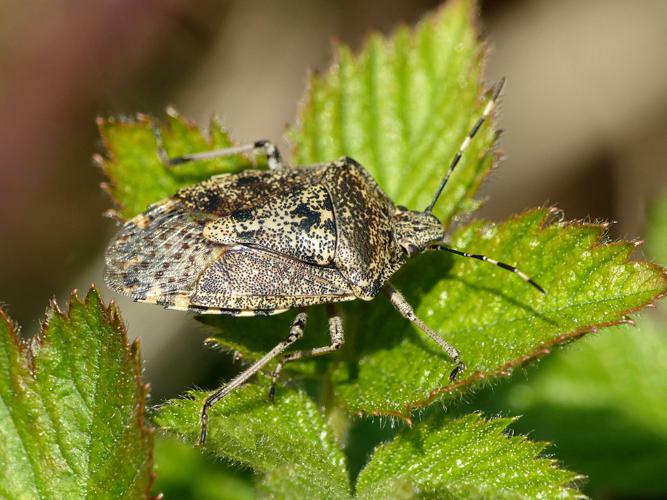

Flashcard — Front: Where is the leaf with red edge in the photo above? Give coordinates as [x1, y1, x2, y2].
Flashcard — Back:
[331, 208, 667, 418]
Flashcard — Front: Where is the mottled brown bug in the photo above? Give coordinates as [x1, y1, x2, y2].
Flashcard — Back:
[105, 78, 543, 445]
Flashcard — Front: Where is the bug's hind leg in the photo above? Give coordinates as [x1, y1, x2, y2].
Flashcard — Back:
[153, 123, 286, 170]
[268, 304, 344, 400]
[384, 284, 465, 382]
[198, 309, 308, 446]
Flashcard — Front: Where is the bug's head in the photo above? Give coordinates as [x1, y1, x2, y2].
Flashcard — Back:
[393, 206, 445, 257]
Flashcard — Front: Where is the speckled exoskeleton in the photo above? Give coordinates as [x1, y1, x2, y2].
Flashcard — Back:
[105, 78, 543, 444]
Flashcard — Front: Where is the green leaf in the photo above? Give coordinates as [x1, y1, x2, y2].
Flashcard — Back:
[0, 288, 153, 499]
[332, 209, 667, 417]
[487, 317, 667, 497]
[468, 192, 667, 497]
[289, 0, 493, 225]
[152, 434, 254, 500]
[198, 307, 331, 366]
[155, 387, 580, 498]
[155, 383, 350, 499]
[355, 413, 580, 499]
[97, 110, 250, 220]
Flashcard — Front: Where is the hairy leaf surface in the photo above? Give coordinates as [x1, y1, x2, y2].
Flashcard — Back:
[152, 435, 254, 499]
[356, 413, 580, 499]
[470, 192, 667, 497]
[156, 384, 350, 499]
[0, 289, 153, 499]
[98, 111, 250, 220]
[489, 318, 667, 497]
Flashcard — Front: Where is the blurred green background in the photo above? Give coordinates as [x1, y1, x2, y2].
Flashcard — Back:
[1, 0, 666, 497]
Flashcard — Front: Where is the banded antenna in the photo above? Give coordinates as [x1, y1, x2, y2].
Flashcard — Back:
[424, 77, 506, 214]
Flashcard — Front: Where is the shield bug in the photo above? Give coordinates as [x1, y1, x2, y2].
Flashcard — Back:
[105, 77, 544, 445]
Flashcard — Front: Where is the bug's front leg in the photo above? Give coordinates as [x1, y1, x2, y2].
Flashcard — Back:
[153, 123, 287, 170]
[198, 309, 308, 446]
[268, 303, 345, 400]
[384, 283, 465, 381]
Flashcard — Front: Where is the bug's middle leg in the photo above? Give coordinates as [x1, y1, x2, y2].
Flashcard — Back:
[269, 303, 344, 400]
[198, 309, 308, 446]
[153, 124, 286, 170]
[384, 283, 465, 382]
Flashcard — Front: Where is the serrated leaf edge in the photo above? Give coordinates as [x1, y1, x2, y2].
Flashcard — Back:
[96, 111, 241, 221]
[0, 286, 156, 497]
[357, 412, 585, 499]
[287, 0, 500, 226]
[357, 207, 667, 422]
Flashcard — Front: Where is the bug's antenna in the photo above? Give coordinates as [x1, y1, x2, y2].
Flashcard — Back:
[430, 244, 546, 294]
[424, 77, 506, 214]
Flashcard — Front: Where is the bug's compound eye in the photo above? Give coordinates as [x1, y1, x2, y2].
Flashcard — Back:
[406, 243, 420, 257]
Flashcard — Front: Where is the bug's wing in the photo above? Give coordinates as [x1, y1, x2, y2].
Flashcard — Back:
[177, 167, 318, 217]
[104, 199, 225, 300]
[105, 199, 355, 314]
[202, 184, 336, 266]
[184, 245, 356, 313]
